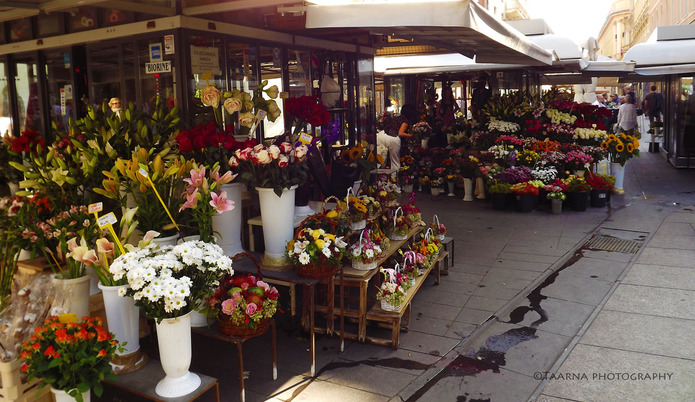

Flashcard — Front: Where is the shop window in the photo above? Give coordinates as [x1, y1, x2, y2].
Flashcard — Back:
[227, 42, 254, 92]
[288, 49, 312, 97]
[68, 8, 97, 33]
[12, 56, 42, 134]
[357, 56, 375, 142]
[44, 49, 74, 133]
[100, 9, 135, 26]
[89, 43, 123, 111]
[123, 42, 136, 108]
[139, 38, 176, 112]
[188, 35, 225, 126]
[37, 13, 63, 37]
[259, 46, 284, 139]
[9, 18, 32, 42]
[0, 60, 12, 137]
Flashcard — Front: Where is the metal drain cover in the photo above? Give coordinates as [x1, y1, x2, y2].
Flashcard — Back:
[585, 235, 643, 254]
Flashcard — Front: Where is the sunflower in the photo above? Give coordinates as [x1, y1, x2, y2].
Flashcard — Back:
[600, 141, 609, 150]
[615, 142, 625, 153]
[607, 134, 617, 142]
[626, 143, 634, 153]
[620, 133, 627, 140]
[633, 139, 639, 148]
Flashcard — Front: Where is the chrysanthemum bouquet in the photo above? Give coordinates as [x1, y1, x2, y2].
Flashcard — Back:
[109, 240, 233, 322]
[285, 227, 347, 267]
[349, 229, 384, 271]
[206, 273, 279, 330]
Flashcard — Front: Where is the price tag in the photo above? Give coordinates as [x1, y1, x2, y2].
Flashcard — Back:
[138, 167, 148, 178]
[256, 110, 267, 120]
[88, 202, 103, 214]
[97, 212, 118, 228]
[58, 314, 78, 323]
[299, 132, 313, 145]
[279, 91, 289, 99]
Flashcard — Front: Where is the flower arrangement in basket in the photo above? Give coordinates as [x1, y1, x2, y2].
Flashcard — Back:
[387, 207, 411, 241]
[205, 253, 279, 337]
[301, 196, 351, 237]
[411, 229, 442, 266]
[376, 266, 409, 311]
[429, 214, 447, 240]
[349, 229, 384, 271]
[339, 188, 368, 230]
[286, 227, 347, 278]
[401, 249, 428, 278]
[20, 316, 120, 401]
[401, 202, 421, 225]
[372, 178, 401, 207]
[359, 195, 382, 221]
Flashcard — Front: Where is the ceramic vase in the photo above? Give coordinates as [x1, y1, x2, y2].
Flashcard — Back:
[151, 233, 179, 248]
[463, 178, 474, 201]
[610, 162, 625, 194]
[447, 181, 455, 197]
[155, 312, 201, 398]
[212, 182, 244, 257]
[51, 387, 90, 402]
[52, 275, 90, 319]
[257, 186, 297, 267]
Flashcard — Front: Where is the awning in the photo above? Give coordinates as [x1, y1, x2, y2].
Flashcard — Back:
[527, 34, 583, 60]
[623, 39, 695, 67]
[375, 53, 520, 75]
[305, 0, 553, 66]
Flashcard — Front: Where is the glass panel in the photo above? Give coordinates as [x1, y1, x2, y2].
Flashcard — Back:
[44, 49, 73, 133]
[37, 13, 62, 37]
[385, 77, 405, 114]
[188, 35, 225, 126]
[678, 76, 695, 157]
[227, 42, 253, 92]
[89, 43, 122, 110]
[9, 19, 32, 42]
[139, 38, 176, 112]
[259, 46, 284, 139]
[100, 9, 135, 26]
[68, 7, 97, 33]
[13, 56, 42, 133]
[288, 49, 312, 97]
[0, 60, 12, 137]
[357, 57, 375, 142]
[123, 42, 136, 107]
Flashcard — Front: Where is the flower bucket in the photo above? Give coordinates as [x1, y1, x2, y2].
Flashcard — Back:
[402, 184, 414, 193]
[550, 198, 563, 214]
[155, 311, 201, 398]
[610, 162, 626, 194]
[51, 275, 90, 319]
[463, 178, 474, 201]
[568, 191, 589, 211]
[212, 182, 244, 257]
[590, 189, 609, 208]
[475, 177, 486, 199]
[430, 187, 441, 196]
[447, 181, 455, 197]
[515, 193, 537, 213]
[257, 185, 297, 268]
[216, 317, 270, 338]
[490, 193, 508, 210]
[152, 233, 179, 247]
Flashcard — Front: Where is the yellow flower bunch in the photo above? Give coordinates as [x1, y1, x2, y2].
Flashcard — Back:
[601, 132, 639, 166]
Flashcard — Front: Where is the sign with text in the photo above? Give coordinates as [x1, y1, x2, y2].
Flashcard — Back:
[149, 43, 162, 62]
[190, 45, 220, 75]
[145, 61, 172, 74]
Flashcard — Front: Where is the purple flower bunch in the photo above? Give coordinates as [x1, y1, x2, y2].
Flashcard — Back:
[492, 165, 532, 184]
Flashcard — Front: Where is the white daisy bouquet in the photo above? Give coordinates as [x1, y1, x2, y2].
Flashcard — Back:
[109, 240, 233, 322]
[285, 227, 347, 267]
[349, 229, 384, 271]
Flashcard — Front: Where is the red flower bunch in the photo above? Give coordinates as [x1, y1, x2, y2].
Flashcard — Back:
[510, 182, 540, 195]
[11, 130, 45, 154]
[284, 95, 330, 133]
[526, 119, 543, 135]
[530, 139, 561, 153]
[20, 316, 119, 399]
[176, 121, 239, 153]
[548, 100, 574, 112]
[206, 273, 280, 329]
[584, 172, 615, 190]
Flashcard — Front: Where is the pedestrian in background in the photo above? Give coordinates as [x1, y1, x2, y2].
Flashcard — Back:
[377, 103, 417, 170]
[644, 85, 665, 124]
[617, 94, 637, 134]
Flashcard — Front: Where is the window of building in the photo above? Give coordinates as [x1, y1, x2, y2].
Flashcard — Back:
[188, 35, 225, 126]
[9, 18, 32, 42]
[88, 42, 123, 110]
[68, 7, 98, 33]
[0, 60, 12, 136]
[140, 37, 177, 113]
[37, 13, 63, 37]
[100, 9, 135, 26]
[259, 46, 285, 139]
[12, 55, 42, 134]
[44, 48, 74, 133]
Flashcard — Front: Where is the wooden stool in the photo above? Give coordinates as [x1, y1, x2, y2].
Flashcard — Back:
[441, 237, 454, 273]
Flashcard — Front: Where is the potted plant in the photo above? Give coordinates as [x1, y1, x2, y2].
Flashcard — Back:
[544, 184, 566, 214]
[20, 316, 120, 402]
[563, 149, 593, 175]
[510, 182, 540, 212]
[285, 227, 347, 278]
[376, 267, 409, 311]
[585, 172, 615, 208]
[488, 182, 512, 210]
[205, 270, 280, 337]
[109, 240, 233, 398]
[563, 175, 592, 211]
[600, 132, 640, 194]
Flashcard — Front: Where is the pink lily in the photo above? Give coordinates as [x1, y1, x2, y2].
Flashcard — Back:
[210, 191, 234, 213]
[179, 188, 199, 211]
[210, 165, 236, 186]
[96, 238, 114, 256]
[183, 165, 206, 193]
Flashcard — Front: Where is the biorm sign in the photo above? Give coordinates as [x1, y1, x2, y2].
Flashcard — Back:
[145, 61, 172, 74]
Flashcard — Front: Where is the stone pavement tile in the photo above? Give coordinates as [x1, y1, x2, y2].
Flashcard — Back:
[652, 221, 695, 235]
[408, 314, 453, 337]
[503, 244, 570, 257]
[400, 366, 538, 402]
[337, 344, 441, 375]
[444, 270, 485, 286]
[663, 211, 695, 224]
[459, 255, 498, 267]
[429, 278, 479, 294]
[604, 284, 695, 320]
[458, 263, 491, 275]
[506, 237, 561, 249]
[274, 378, 389, 401]
[492, 259, 551, 273]
[413, 287, 472, 306]
[398, 330, 460, 356]
[318, 360, 418, 397]
[635, 247, 695, 268]
[497, 251, 560, 264]
[455, 307, 495, 325]
[560, 256, 628, 282]
[410, 300, 463, 321]
[540, 272, 614, 306]
[444, 321, 477, 339]
[540, 344, 695, 402]
[472, 283, 523, 301]
[479, 269, 536, 290]
[499, 297, 596, 337]
[580, 310, 695, 360]
[645, 233, 695, 250]
[623, 264, 695, 290]
[464, 295, 510, 312]
[535, 395, 578, 402]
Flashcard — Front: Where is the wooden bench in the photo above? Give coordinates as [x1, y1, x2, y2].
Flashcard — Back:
[441, 236, 454, 273]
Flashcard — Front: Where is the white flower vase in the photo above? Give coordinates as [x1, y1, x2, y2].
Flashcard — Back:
[430, 187, 440, 196]
[610, 162, 625, 194]
[87, 269, 101, 296]
[17, 249, 32, 261]
[51, 275, 90, 319]
[212, 182, 244, 257]
[120, 190, 142, 246]
[463, 178, 474, 201]
[51, 387, 90, 402]
[402, 184, 413, 193]
[152, 233, 179, 248]
[421, 138, 429, 149]
[475, 177, 486, 199]
[155, 312, 201, 398]
[257, 186, 297, 267]
[447, 181, 455, 197]
[7, 182, 19, 196]
[189, 308, 208, 328]
[99, 283, 148, 374]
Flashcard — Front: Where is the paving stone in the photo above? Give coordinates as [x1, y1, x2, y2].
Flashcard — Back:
[622, 263, 695, 290]
[472, 283, 523, 301]
[318, 360, 418, 397]
[444, 321, 477, 340]
[503, 244, 570, 257]
[497, 251, 561, 264]
[278, 378, 389, 401]
[645, 233, 695, 250]
[413, 287, 471, 307]
[652, 221, 695, 236]
[635, 247, 695, 268]
[410, 300, 463, 321]
[603, 284, 695, 320]
[500, 296, 596, 337]
[540, 271, 614, 306]
[465, 295, 511, 312]
[560, 256, 628, 282]
[454, 307, 495, 325]
[398, 330, 460, 357]
[492, 259, 551, 273]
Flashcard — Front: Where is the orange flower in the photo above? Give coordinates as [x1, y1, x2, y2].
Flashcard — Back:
[44, 345, 55, 357]
[31, 342, 40, 351]
[98, 349, 107, 357]
[20, 364, 28, 372]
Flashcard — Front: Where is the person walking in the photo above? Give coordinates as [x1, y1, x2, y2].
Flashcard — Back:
[616, 94, 637, 134]
[377, 103, 417, 170]
[644, 85, 665, 124]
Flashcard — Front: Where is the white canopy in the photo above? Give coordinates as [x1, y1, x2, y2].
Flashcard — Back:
[623, 39, 695, 75]
[305, 0, 553, 66]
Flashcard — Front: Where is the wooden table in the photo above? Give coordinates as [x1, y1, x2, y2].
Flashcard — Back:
[192, 320, 277, 402]
[102, 359, 219, 401]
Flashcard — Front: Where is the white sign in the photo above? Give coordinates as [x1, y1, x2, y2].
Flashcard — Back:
[97, 212, 118, 228]
[138, 167, 148, 177]
[88, 202, 103, 214]
[149, 43, 163, 62]
[164, 34, 174, 55]
[190, 46, 220, 75]
[64, 84, 73, 100]
[145, 61, 172, 74]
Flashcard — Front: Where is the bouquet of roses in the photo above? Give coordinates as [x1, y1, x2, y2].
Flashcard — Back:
[205, 273, 279, 330]
[229, 142, 309, 197]
[410, 122, 433, 142]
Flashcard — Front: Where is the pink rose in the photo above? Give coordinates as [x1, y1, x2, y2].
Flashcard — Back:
[232, 291, 243, 301]
[245, 303, 258, 315]
[223, 97, 242, 114]
[253, 149, 272, 165]
[221, 299, 237, 315]
[257, 281, 270, 292]
[278, 154, 289, 167]
[253, 144, 264, 152]
[236, 148, 252, 161]
[201, 86, 221, 108]
[268, 145, 280, 160]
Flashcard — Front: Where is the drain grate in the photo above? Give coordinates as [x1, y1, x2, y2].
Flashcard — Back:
[585, 235, 642, 254]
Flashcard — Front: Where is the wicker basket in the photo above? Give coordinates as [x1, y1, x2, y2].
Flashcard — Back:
[216, 317, 271, 338]
[352, 260, 378, 271]
[380, 299, 402, 311]
[295, 262, 338, 279]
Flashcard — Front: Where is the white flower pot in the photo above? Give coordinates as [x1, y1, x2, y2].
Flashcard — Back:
[87, 269, 101, 296]
[610, 162, 625, 193]
[51, 275, 90, 319]
[99, 284, 140, 356]
[430, 187, 441, 196]
[189, 309, 208, 328]
[475, 177, 486, 199]
[463, 178, 474, 201]
[447, 181, 455, 197]
[402, 184, 413, 193]
[51, 387, 90, 402]
[155, 311, 201, 398]
[17, 249, 32, 261]
[212, 182, 244, 257]
[257, 185, 297, 267]
[152, 233, 179, 248]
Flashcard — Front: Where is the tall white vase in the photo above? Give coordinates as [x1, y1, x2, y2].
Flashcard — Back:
[51, 387, 90, 402]
[610, 162, 626, 194]
[463, 178, 474, 201]
[257, 185, 297, 267]
[475, 177, 486, 199]
[212, 182, 243, 257]
[51, 275, 90, 319]
[155, 312, 200, 398]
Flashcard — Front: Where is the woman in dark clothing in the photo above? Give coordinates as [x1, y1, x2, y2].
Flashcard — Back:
[377, 104, 417, 169]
